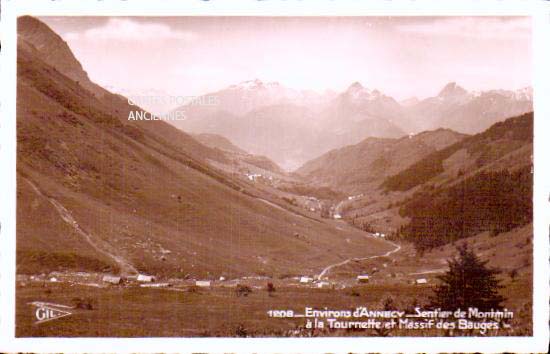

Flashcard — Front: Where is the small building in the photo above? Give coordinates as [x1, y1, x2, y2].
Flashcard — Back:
[333, 214, 342, 219]
[137, 274, 155, 282]
[246, 173, 262, 181]
[356, 274, 370, 283]
[317, 281, 330, 288]
[49, 277, 58, 283]
[219, 276, 226, 281]
[415, 278, 428, 285]
[102, 275, 122, 285]
[195, 280, 211, 287]
[299, 276, 313, 284]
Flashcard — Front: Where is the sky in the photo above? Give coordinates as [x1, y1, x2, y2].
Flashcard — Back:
[41, 16, 532, 101]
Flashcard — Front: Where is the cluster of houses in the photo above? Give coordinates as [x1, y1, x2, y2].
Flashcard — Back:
[298, 276, 331, 288]
[244, 172, 274, 183]
[297, 274, 371, 287]
[101, 273, 216, 288]
[296, 273, 428, 286]
[302, 196, 321, 212]
[99, 271, 429, 290]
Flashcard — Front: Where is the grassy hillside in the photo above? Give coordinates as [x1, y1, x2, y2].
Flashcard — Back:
[330, 113, 532, 253]
[397, 167, 532, 250]
[381, 113, 533, 192]
[297, 129, 466, 193]
[193, 133, 248, 154]
[16, 17, 392, 279]
[370, 114, 534, 250]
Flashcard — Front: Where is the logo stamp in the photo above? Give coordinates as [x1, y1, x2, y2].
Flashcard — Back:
[29, 302, 72, 324]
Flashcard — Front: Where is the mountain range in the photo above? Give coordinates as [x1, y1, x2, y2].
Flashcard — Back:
[171, 79, 532, 170]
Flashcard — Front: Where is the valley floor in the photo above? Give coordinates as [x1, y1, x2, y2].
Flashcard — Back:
[15, 224, 532, 337]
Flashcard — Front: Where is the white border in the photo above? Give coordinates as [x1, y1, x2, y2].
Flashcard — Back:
[1, 1, 549, 352]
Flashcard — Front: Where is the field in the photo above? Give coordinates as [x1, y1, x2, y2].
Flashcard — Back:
[16, 223, 532, 337]
[16, 273, 531, 337]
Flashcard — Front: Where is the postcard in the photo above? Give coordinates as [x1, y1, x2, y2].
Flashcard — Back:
[1, 0, 549, 352]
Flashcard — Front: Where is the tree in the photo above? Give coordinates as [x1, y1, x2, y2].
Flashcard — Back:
[266, 282, 276, 296]
[430, 243, 505, 311]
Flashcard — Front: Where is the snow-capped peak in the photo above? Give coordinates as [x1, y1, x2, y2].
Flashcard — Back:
[229, 79, 283, 91]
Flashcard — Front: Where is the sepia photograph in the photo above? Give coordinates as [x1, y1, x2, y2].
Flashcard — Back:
[13, 14, 537, 339]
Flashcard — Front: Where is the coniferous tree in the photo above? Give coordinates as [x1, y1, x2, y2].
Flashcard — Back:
[431, 243, 505, 311]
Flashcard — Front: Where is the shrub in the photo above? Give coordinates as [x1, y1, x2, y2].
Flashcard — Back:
[236, 284, 252, 297]
[235, 323, 248, 337]
[382, 296, 397, 311]
[71, 297, 94, 310]
[508, 268, 519, 281]
[186, 285, 202, 293]
[282, 196, 297, 206]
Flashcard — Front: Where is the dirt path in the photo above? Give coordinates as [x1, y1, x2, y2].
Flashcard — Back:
[23, 178, 138, 276]
[257, 198, 301, 215]
[334, 199, 347, 215]
[316, 238, 401, 280]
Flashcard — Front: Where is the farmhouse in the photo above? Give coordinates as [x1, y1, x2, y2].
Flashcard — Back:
[316, 281, 330, 288]
[102, 275, 122, 285]
[246, 173, 262, 181]
[196, 280, 211, 287]
[356, 274, 370, 283]
[137, 274, 155, 282]
[415, 278, 428, 285]
[300, 276, 313, 284]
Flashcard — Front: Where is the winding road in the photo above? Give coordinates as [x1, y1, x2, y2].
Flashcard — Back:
[316, 238, 401, 280]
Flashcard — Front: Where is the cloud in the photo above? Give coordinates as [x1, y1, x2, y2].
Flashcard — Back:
[395, 17, 531, 40]
[66, 18, 197, 42]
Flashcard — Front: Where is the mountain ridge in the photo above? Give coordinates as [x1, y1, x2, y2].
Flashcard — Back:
[296, 128, 468, 193]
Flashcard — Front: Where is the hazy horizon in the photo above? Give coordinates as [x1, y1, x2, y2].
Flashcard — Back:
[40, 16, 531, 102]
